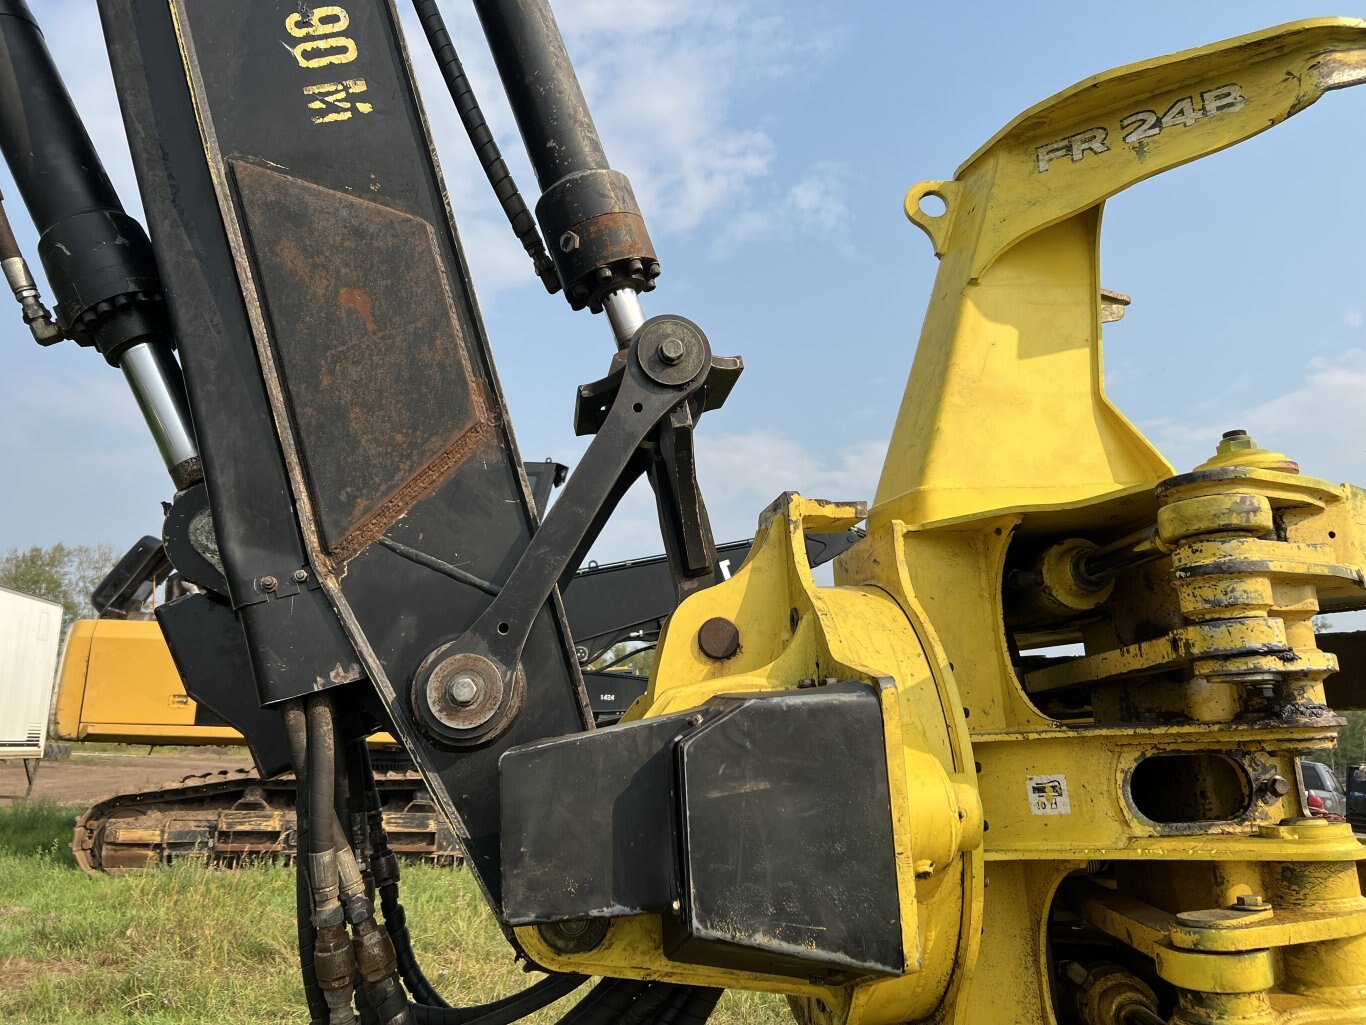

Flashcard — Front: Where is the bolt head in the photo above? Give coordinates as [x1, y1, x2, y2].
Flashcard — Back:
[260, 575, 278, 592]
[659, 337, 686, 364]
[559, 231, 580, 253]
[293, 569, 309, 583]
[445, 673, 481, 706]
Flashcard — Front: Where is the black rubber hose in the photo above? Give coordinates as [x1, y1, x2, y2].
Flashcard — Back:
[0, 193, 21, 260]
[284, 699, 329, 1025]
[355, 972, 382, 1025]
[557, 981, 721, 1025]
[409, 972, 587, 1025]
[555, 979, 649, 1025]
[658, 987, 722, 1024]
[358, 739, 450, 1009]
[344, 738, 374, 866]
[410, 0, 558, 293]
[613, 983, 674, 1024]
[381, 888, 448, 1008]
[306, 696, 339, 873]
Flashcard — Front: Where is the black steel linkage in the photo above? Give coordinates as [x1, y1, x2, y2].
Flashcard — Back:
[411, 317, 738, 748]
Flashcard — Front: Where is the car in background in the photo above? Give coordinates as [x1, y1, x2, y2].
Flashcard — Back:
[1346, 765, 1366, 831]
[1300, 759, 1347, 819]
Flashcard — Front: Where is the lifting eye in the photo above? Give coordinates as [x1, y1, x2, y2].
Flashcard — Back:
[918, 192, 947, 217]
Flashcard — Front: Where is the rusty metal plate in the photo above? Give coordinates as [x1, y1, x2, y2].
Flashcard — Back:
[232, 160, 492, 559]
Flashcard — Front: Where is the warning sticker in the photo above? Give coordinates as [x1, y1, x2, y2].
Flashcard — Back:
[1027, 774, 1071, 816]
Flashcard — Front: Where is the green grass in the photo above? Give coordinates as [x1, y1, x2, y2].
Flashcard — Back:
[0, 804, 789, 1024]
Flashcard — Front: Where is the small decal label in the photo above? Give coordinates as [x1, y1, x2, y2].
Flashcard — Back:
[1027, 774, 1072, 815]
[1035, 83, 1247, 172]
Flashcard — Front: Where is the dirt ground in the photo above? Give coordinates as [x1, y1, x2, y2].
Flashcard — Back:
[0, 748, 253, 806]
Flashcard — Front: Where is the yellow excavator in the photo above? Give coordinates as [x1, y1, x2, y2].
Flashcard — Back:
[53, 608, 459, 871]
[6, 3, 1366, 1023]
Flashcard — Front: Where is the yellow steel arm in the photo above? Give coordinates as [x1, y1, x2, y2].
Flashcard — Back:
[875, 19, 1366, 530]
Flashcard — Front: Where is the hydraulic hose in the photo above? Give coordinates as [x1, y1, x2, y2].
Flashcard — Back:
[357, 740, 451, 1010]
[306, 695, 362, 1025]
[284, 699, 329, 1025]
[657, 987, 723, 1024]
[610, 983, 674, 1024]
[555, 981, 722, 1025]
[409, 973, 587, 1025]
[306, 697, 340, 878]
[555, 979, 649, 1025]
[410, 0, 558, 293]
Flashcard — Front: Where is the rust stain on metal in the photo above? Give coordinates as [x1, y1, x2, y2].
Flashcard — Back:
[229, 160, 498, 562]
[571, 210, 653, 265]
[338, 287, 378, 333]
[329, 662, 362, 685]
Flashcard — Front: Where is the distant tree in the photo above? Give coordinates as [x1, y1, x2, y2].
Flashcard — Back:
[0, 543, 119, 629]
[1328, 711, 1366, 776]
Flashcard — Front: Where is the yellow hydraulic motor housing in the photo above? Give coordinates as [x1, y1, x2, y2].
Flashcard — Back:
[511, 20, 1366, 1025]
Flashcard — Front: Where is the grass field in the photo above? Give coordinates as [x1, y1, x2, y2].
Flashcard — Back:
[0, 803, 789, 1024]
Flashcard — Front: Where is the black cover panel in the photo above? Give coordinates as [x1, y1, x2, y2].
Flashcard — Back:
[668, 685, 902, 979]
[501, 711, 695, 924]
[500, 684, 903, 980]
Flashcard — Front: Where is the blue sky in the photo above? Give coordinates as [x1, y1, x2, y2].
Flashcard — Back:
[4, 1, 1366, 565]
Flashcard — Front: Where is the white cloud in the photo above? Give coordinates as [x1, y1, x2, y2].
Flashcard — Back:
[399, 0, 847, 294]
[713, 161, 858, 256]
[568, 1, 847, 236]
[1143, 348, 1366, 485]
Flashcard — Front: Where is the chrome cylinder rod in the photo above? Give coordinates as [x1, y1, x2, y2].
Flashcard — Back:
[119, 341, 201, 489]
[602, 288, 645, 349]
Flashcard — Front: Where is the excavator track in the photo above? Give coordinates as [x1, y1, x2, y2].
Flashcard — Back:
[73, 767, 459, 873]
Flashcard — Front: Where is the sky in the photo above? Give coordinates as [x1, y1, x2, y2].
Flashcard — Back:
[3, 1, 1366, 568]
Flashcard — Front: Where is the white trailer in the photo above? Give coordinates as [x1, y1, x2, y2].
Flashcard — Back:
[0, 585, 63, 798]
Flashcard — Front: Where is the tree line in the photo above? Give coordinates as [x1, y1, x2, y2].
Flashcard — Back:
[0, 543, 118, 631]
